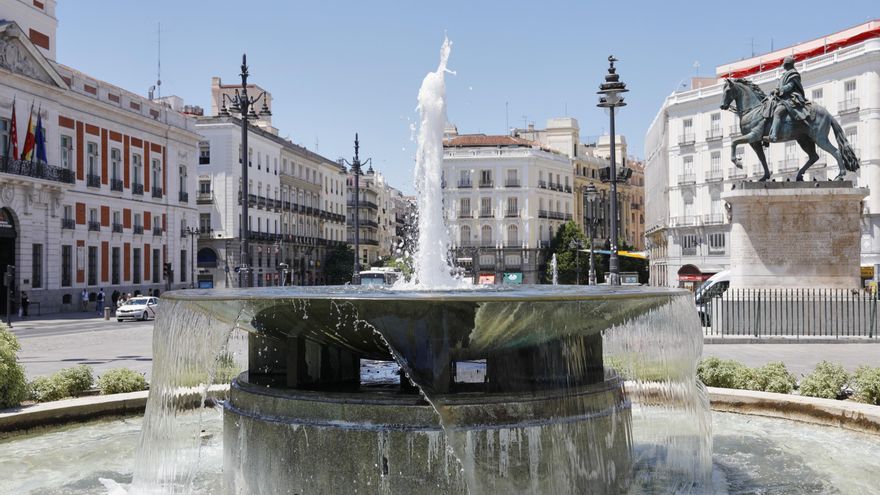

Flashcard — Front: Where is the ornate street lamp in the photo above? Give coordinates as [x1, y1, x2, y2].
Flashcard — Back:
[184, 226, 200, 288]
[584, 183, 601, 285]
[217, 54, 271, 288]
[340, 134, 371, 284]
[597, 55, 628, 286]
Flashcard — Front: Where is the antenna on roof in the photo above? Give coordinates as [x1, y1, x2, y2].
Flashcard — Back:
[155, 22, 162, 100]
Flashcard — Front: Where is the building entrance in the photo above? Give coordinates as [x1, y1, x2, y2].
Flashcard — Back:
[0, 208, 17, 317]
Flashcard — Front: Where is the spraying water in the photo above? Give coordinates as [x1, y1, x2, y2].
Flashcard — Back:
[550, 254, 558, 285]
[404, 36, 469, 289]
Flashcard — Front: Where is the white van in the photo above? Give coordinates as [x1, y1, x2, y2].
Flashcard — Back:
[694, 270, 730, 326]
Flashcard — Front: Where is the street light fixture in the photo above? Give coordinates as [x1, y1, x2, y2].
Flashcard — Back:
[597, 55, 628, 286]
[340, 134, 371, 284]
[217, 54, 271, 288]
[584, 183, 601, 286]
[184, 226, 200, 288]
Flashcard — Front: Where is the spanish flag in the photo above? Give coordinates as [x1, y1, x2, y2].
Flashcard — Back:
[20, 102, 35, 161]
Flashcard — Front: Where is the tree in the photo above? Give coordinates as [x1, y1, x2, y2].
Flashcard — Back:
[324, 244, 355, 284]
[544, 221, 588, 284]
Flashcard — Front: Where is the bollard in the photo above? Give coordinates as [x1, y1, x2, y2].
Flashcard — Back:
[104, 307, 110, 320]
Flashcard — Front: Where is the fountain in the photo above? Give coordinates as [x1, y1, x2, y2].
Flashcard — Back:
[550, 253, 559, 285]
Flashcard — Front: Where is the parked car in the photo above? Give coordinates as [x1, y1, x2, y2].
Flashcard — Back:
[116, 296, 159, 321]
[695, 270, 730, 327]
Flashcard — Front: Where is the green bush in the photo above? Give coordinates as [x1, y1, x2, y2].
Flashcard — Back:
[799, 361, 849, 400]
[29, 365, 94, 402]
[852, 366, 880, 405]
[0, 323, 28, 408]
[741, 362, 797, 394]
[213, 352, 241, 384]
[97, 368, 147, 395]
[697, 357, 750, 389]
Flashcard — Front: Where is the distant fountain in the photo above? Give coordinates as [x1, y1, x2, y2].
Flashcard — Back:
[550, 253, 558, 285]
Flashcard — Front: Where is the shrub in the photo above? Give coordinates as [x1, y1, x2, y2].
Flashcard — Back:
[213, 352, 241, 384]
[742, 362, 797, 394]
[29, 365, 94, 402]
[852, 366, 880, 405]
[697, 357, 750, 389]
[799, 361, 849, 400]
[98, 368, 147, 394]
[0, 323, 28, 408]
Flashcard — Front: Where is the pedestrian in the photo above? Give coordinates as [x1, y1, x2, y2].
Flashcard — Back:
[81, 288, 89, 312]
[20, 291, 29, 318]
[111, 290, 120, 310]
[96, 288, 105, 316]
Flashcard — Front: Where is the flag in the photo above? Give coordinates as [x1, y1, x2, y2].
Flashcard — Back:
[20, 102, 35, 161]
[7, 98, 18, 162]
[34, 107, 46, 164]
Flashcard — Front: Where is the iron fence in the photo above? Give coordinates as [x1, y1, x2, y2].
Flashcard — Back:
[700, 288, 878, 338]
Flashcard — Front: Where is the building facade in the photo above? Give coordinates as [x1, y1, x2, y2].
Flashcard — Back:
[442, 133, 573, 284]
[346, 168, 405, 268]
[645, 20, 880, 289]
[0, 7, 200, 314]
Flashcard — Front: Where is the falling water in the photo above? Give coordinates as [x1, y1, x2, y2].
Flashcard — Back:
[550, 254, 559, 285]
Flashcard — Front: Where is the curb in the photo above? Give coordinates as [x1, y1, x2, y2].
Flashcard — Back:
[707, 387, 880, 436]
[704, 337, 880, 344]
[0, 385, 229, 435]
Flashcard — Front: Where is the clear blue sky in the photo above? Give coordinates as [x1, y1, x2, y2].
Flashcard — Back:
[56, 1, 876, 194]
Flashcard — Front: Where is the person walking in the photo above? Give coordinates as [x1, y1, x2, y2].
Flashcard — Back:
[96, 288, 105, 316]
[19, 291, 29, 318]
[81, 289, 89, 312]
[111, 290, 120, 311]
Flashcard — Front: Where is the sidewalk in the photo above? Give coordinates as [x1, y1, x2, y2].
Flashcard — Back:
[4, 310, 117, 333]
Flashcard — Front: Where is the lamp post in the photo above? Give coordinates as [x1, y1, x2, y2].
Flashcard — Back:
[184, 226, 200, 288]
[568, 238, 584, 285]
[217, 54, 271, 288]
[341, 134, 371, 284]
[584, 183, 600, 285]
[597, 55, 628, 286]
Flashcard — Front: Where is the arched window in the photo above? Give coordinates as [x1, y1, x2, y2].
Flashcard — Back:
[460, 225, 471, 246]
[197, 248, 218, 268]
[481, 225, 492, 246]
[507, 225, 518, 247]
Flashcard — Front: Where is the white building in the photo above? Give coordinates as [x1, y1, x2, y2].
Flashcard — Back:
[645, 20, 880, 289]
[442, 132, 573, 284]
[0, 3, 200, 313]
[347, 167, 406, 267]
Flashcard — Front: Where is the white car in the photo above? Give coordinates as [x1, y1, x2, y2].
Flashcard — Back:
[116, 296, 159, 321]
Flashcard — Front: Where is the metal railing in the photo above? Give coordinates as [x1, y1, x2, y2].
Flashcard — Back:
[728, 167, 746, 179]
[88, 221, 101, 232]
[705, 169, 723, 182]
[706, 128, 723, 141]
[538, 180, 547, 189]
[153, 226, 164, 236]
[61, 218, 75, 230]
[133, 225, 144, 235]
[703, 213, 724, 225]
[678, 133, 695, 146]
[729, 125, 742, 137]
[479, 209, 493, 218]
[700, 288, 878, 338]
[110, 179, 124, 191]
[505, 209, 519, 218]
[479, 180, 494, 188]
[132, 183, 144, 195]
[87, 174, 101, 188]
[838, 98, 860, 114]
[112, 223, 123, 233]
[458, 179, 472, 188]
[505, 179, 520, 187]
[778, 158, 800, 173]
[179, 191, 189, 203]
[151, 187, 163, 198]
[670, 215, 697, 227]
[677, 173, 696, 185]
[0, 157, 75, 184]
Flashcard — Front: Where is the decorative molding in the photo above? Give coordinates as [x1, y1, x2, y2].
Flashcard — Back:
[0, 37, 53, 85]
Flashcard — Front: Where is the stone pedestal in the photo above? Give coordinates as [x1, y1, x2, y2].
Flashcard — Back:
[722, 181, 868, 289]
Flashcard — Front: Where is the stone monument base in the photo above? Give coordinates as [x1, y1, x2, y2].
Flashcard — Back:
[722, 181, 868, 290]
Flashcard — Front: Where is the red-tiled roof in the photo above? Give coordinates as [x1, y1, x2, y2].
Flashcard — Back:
[443, 134, 537, 148]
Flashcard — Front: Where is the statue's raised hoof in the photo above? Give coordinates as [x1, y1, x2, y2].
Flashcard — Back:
[833, 173, 846, 181]
[795, 175, 805, 182]
[758, 174, 771, 182]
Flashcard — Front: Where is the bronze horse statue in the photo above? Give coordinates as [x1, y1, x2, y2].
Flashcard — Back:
[720, 78, 859, 181]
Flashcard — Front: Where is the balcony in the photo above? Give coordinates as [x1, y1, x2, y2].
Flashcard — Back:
[505, 179, 520, 188]
[706, 128, 723, 141]
[153, 226, 164, 236]
[728, 167, 746, 179]
[838, 98, 859, 115]
[132, 183, 144, 196]
[728, 125, 742, 137]
[478, 180, 494, 188]
[347, 200, 378, 210]
[112, 223, 123, 233]
[505, 209, 518, 218]
[87, 174, 101, 188]
[564, 185, 572, 193]
[457, 179, 473, 188]
[178, 191, 189, 203]
[538, 210, 549, 219]
[61, 218, 75, 230]
[110, 179, 123, 191]
[199, 228, 213, 238]
[479, 209, 493, 218]
[257, 196, 266, 209]
[359, 219, 379, 228]
[677, 173, 696, 185]
[703, 213, 725, 225]
[0, 157, 75, 184]
[538, 180, 547, 189]
[778, 158, 800, 174]
[133, 225, 144, 235]
[197, 191, 213, 204]
[705, 169, 723, 182]
[151, 186, 163, 198]
[88, 221, 101, 232]
[682, 246, 697, 256]
[678, 133, 696, 146]
[670, 216, 697, 227]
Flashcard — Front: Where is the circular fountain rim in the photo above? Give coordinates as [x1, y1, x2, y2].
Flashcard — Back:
[161, 285, 688, 303]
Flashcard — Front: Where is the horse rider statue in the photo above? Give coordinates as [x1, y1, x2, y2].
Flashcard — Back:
[765, 55, 810, 144]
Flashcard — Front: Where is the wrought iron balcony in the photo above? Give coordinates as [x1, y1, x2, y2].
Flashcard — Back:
[728, 125, 742, 137]
[87, 174, 101, 188]
[538, 180, 547, 189]
[778, 158, 800, 173]
[505, 179, 520, 187]
[0, 157, 75, 184]
[478, 180, 494, 188]
[61, 218, 75, 230]
[112, 223, 123, 233]
[706, 128, 723, 141]
[110, 179, 124, 191]
[457, 179, 472, 188]
[133, 225, 144, 235]
[677, 173, 696, 185]
[838, 98, 859, 115]
[728, 167, 746, 179]
[678, 133, 696, 146]
[151, 186, 163, 198]
[178, 191, 189, 203]
[703, 213, 724, 225]
[538, 209, 549, 219]
[88, 221, 101, 232]
[153, 226, 164, 236]
[564, 185, 572, 193]
[669, 216, 697, 227]
[479, 209, 493, 218]
[480, 240, 496, 247]
[197, 191, 213, 204]
[132, 183, 144, 195]
[505, 209, 519, 218]
[705, 169, 724, 182]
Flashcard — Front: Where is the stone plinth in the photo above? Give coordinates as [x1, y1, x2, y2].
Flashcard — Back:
[722, 181, 868, 289]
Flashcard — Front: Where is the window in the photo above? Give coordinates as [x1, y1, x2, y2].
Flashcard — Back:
[507, 225, 518, 246]
[811, 88, 823, 103]
[32, 244, 42, 289]
[110, 148, 121, 181]
[460, 225, 471, 245]
[60, 135, 73, 170]
[63, 205, 72, 221]
[180, 250, 187, 283]
[87, 246, 98, 285]
[506, 197, 518, 215]
[111, 247, 120, 285]
[459, 197, 470, 216]
[151, 159, 161, 189]
[481, 225, 492, 245]
[152, 249, 160, 283]
[480, 169, 492, 185]
[480, 197, 492, 216]
[683, 156, 694, 176]
[61, 245, 72, 287]
[0, 118, 8, 158]
[844, 80, 857, 101]
[682, 234, 698, 256]
[199, 213, 211, 232]
[683, 118, 693, 133]
[89, 208, 98, 223]
[710, 113, 721, 132]
[134, 213, 142, 228]
[845, 127, 858, 149]
[179, 165, 187, 193]
[709, 233, 726, 254]
[506, 169, 518, 186]
[133, 154, 142, 185]
[710, 151, 721, 173]
[87, 142, 98, 176]
[133, 248, 141, 284]
[112, 210, 121, 226]
[199, 179, 211, 194]
[199, 141, 210, 164]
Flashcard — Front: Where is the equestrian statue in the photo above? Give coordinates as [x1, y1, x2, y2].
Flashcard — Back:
[720, 56, 859, 182]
